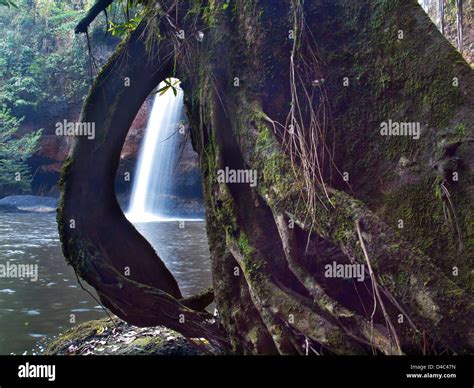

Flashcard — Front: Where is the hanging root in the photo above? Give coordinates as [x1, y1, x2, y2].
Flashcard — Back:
[286, 0, 331, 221]
[440, 180, 464, 252]
[280, 0, 354, 233]
[355, 220, 403, 355]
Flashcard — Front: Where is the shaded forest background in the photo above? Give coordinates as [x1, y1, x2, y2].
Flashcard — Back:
[0, 0, 120, 196]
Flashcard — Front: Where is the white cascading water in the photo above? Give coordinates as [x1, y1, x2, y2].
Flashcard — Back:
[127, 79, 184, 222]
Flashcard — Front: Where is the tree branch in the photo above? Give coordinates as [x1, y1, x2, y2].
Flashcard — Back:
[75, 0, 114, 34]
[180, 287, 214, 311]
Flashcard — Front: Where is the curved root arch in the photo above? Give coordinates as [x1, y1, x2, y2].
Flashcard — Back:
[57, 21, 229, 349]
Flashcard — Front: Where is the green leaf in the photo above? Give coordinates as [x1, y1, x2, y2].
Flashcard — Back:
[157, 85, 170, 96]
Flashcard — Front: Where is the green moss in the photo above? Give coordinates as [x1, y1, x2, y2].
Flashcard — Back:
[454, 123, 467, 139]
[45, 318, 114, 354]
[235, 232, 266, 279]
[254, 124, 294, 198]
[202, 0, 218, 27]
[217, 183, 239, 234]
[45, 318, 203, 355]
[383, 180, 448, 251]
[238, 233, 253, 258]
[56, 156, 74, 260]
[315, 0, 470, 206]
[380, 176, 473, 292]
[131, 336, 162, 348]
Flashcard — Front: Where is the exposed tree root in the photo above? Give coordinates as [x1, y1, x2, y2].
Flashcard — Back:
[281, 188, 474, 353]
[228, 240, 366, 354]
[273, 212, 402, 355]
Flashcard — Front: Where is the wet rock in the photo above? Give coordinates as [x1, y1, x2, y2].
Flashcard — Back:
[0, 195, 57, 213]
[44, 318, 211, 356]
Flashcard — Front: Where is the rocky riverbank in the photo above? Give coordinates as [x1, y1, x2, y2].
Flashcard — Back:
[44, 318, 217, 356]
[0, 195, 57, 213]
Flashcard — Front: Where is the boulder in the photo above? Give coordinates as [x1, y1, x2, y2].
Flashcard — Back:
[0, 195, 58, 212]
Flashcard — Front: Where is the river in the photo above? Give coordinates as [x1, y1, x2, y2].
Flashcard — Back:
[0, 212, 212, 355]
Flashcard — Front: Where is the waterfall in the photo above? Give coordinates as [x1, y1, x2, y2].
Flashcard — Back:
[127, 79, 185, 222]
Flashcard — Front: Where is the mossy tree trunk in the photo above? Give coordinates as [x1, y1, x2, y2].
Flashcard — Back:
[59, 0, 474, 354]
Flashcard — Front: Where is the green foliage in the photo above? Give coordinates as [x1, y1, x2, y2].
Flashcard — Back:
[155, 78, 180, 96]
[0, 0, 152, 198]
[0, 0, 93, 119]
[0, 0, 145, 122]
[0, 107, 41, 194]
[0, 0, 121, 195]
[108, 16, 141, 36]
